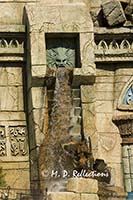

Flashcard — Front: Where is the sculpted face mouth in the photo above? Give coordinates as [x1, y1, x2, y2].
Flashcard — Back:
[46, 38, 75, 68]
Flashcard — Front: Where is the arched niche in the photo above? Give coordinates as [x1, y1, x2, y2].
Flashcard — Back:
[118, 77, 133, 110]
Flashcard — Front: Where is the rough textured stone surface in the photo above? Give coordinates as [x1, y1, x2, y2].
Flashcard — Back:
[0, 3, 23, 24]
[1, 162, 30, 189]
[67, 178, 98, 193]
[102, 0, 126, 26]
[81, 194, 99, 200]
[0, 0, 131, 197]
[47, 192, 80, 200]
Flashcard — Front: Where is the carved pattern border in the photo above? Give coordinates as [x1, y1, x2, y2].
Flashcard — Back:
[9, 126, 28, 157]
[95, 38, 133, 62]
[0, 125, 28, 158]
[0, 126, 6, 156]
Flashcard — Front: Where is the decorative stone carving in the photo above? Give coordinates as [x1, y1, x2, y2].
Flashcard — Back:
[62, 22, 80, 32]
[0, 39, 8, 48]
[120, 39, 131, 49]
[0, 127, 6, 156]
[118, 77, 133, 110]
[0, 35, 25, 62]
[46, 38, 76, 68]
[112, 114, 133, 144]
[97, 40, 108, 50]
[109, 40, 119, 50]
[123, 84, 133, 105]
[95, 37, 133, 62]
[0, 39, 24, 49]
[9, 126, 28, 156]
[96, 38, 132, 51]
[100, 133, 116, 151]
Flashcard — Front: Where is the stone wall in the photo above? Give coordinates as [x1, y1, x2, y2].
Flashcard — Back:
[0, 63, 30, 190]
[95, 64, 123, 187]
[0, 1, 132, 200]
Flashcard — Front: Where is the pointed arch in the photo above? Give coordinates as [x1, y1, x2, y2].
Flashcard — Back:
[118, 77, 133, 110]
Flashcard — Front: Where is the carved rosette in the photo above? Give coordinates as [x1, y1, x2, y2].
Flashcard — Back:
[9, 126, 28, 156]
[0, 127, 6, 156]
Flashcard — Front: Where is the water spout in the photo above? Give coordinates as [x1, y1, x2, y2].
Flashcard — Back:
[39, 67, 73, 193]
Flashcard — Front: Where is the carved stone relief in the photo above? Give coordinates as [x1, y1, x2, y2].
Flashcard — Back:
[0, 127, 6, 156]
[46, 38, 76, 68]
[100, 133, 116, 151]
[0, 39, 24, 49]
[95, 39, 133, 51]
[9, 126, 28, 156]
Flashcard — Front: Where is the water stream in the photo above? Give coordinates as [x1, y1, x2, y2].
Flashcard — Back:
[39, 67, 73, 192]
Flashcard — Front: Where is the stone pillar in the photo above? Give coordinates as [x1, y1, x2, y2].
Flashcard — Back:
[95, 64, 123, 188]
[25, 1, 95, 194]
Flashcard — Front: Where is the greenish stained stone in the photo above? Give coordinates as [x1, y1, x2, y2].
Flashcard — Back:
[46, 38, 76, 68]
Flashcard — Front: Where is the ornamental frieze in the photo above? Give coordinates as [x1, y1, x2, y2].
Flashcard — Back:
[9, 126, 28, 156]
[0, 127, 6, 156]
[0, 125, 28, 158]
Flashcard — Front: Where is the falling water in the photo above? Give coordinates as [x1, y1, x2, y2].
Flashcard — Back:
[39, 67, 73, 193]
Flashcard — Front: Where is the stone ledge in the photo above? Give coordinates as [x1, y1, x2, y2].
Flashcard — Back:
[94, 27, 133, 34]
[0, 25, 25, 32]
[66, 178, 98, 193]
[47, 192, 80, 200]
[81, 194, 99, 200]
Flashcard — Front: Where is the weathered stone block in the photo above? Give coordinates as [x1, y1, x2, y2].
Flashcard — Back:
[7, 68, 22, 86]
[81, 194, 99, 200]
[30, 31, 46, 66]
[0, 3, 23, 25]
[66, 178, 98, 193]
[18, 86, 24, 111]
[31, 87, 46, 109]
[96, 76, 114, 83]
[1, 162, 30, 190]
[96, 67, 114, 76]
[47, 192, 80, 200]
[32, 65, 47, 78]
[115, 67, 133, 75]
[81, 85, 96, 103]
[82, 103, 96, 133]
[80, 33, 95, 70]
[95, 101, 113, 113]
[102, 0, 126, 26]
[96, 113, 119, 133]
[72, 68, 96, 87]
[0, 87, 18, 111]
[96, 91, 113, 101]
[96, 83, 114, 92]
[91, 0, 102, 8]
[0, 67, 22, 86]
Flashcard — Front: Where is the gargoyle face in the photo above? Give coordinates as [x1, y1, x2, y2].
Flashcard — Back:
[46, 38, 75, 68]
